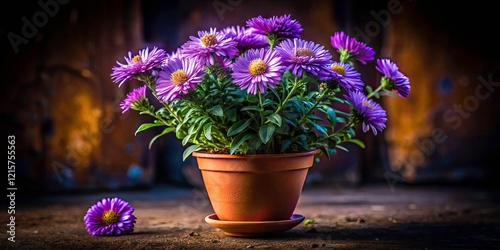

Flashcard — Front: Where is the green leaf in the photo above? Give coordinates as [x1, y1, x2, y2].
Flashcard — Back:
[135, 122, 165, 135]
[175, 129, 187, 140]
[246, 94, 259, 103]
[326, 107, 336, 124]
[266, 113, 282, 127]
[182, 132, 192, 146]
[333, 97, 345, 104]
[241, 106, 260, 112]
[230, 133, 253, 155]
[262, 110, 274, 117]
[366, 85, 374, 94]
[263, 99, 278, 107]
[248, 135, 263, 149]
[203, 123, 213, 141]
[188, 124, 196, 135]
[283, 70, 293, 80]
[348, 128, 355, 137]
[282, 117, 297, 127]
[311, 122, 328, 135]
[318, 146, 330, 160]
[382, 89, 397, 97]
[346, 139, 365, 148]
[259, 124, 275, 144]
[336, 145, 349, 152]
[227, 119, 252, 137]
[227, 109, 237, 122]
[295, 139, 309, 151]
[270, 88, 282, 102]
[182, 108, 195, 124]
[303, 75, 319, 85]
[303, 219, 316, 226]
[175, 122, 184, 133]
[149, 127, 175, 149]
[275, 124, 290, 135]
[209, 105, 224, 117]
[307, 115, 323, 121]
[335, 109, 351, 117]
[327, 148, 337, 155]
[280, 139, 292, 153]
[182, 144, 201, 161]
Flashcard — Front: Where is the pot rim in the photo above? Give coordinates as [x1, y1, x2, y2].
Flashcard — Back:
[192, 149, 320, 159]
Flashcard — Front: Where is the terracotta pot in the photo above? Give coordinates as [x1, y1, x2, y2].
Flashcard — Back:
[193, 150, 318, 221]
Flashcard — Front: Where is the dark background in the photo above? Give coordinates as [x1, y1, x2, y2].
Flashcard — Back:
[2, 0, 499, 195]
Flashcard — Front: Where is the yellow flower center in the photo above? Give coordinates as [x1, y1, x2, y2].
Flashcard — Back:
[294, 48, 315, 57]
[362, 101, 373, 111]
[248, 59, 268, 76]
[332, 64, 346, 75]
[101, 210, 120, 225]
[200, 34, 218, 47]
[171, 69, 189, 85]
[131, 55, 141, 63]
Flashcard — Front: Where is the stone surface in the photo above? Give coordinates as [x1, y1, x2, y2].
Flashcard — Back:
[2, 183, 499, 249]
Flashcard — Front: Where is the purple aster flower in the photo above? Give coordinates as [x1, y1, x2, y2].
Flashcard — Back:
[120, 85, 147, 113]
[83, 197, 136, 236]
[246, 14, 303, 40]
[330, 31, 375, 64]
[111, 47, 167, 86]
[232, 48, 284, 95]
[162, 48, 184, 67]
[329, 62, 364, 91]
[344, 91, 387, 135]
[222, 26, 269, 51]
[376, 58, 411, 98]
[181, 28, 238, 65]
[275, 38, 332, 78]
[156, 57, 205, 101]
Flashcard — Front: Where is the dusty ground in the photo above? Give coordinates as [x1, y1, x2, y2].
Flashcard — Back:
[2, 183, 500, 249]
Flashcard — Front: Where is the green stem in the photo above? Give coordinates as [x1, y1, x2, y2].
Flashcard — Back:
[327, 121, 356, 145]
[299, 91, 326, 126]
[143, 110, 170, 127]
[143, 77, 183, 124]
[269, 38, 277, 50]
[332, 123, 351, 136]
[275, 77, 300, 114]
[367, 84, 384, 99]
[258, 92, 265, 125]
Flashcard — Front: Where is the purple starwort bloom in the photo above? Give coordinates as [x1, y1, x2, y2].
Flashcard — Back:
[120, 85, 147, 113]
[181, 28, 238, 65]
[156, 57, 205, 102]
[246, 14, 303, 40]
[275, 38, 332, 78]
[376, 58, 411, 98]
[344, 91, 387, 135]
[330, 31, 375, 64]
[222, 26, 269, 52]
[232, 48, 284, 95]
[162, 48, 184, 67]
[83, 197, 136, 236]
[329, 62, 364, 91]
[111, 47, 167, 86]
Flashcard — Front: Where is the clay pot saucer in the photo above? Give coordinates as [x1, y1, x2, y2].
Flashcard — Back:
[205, 213, 305, 237]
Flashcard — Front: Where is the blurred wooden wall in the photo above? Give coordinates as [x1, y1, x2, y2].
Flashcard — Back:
[380, 1, 500, 183]
[2, 0, 155, 193]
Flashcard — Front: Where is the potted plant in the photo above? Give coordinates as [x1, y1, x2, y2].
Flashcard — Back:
[111, 14, 410, 236]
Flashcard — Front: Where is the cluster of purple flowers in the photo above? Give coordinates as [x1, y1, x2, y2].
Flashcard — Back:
[111, 14, 410, 136]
